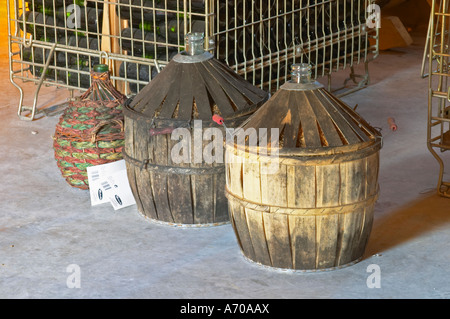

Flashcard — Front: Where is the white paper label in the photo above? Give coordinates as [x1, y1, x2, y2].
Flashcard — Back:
[86, 160, 135, 210]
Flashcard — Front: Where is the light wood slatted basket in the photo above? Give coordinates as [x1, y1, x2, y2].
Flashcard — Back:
[225, 63, 382, 271]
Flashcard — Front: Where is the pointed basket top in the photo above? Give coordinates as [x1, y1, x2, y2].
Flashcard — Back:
[233, 64, 382, 156]
[79, 64, 127, 104]
[124, 33, 269, 127]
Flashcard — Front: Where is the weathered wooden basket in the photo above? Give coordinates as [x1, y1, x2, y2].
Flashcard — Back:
[225, 64, 382, 271]
[123, 33, 269, 226]
[53, 64, 127, 189]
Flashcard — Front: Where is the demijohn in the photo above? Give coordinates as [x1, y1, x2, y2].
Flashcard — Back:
[123, 33, 269, 226]
[225, 63, 382, 271]
[53, 64, 127, 189]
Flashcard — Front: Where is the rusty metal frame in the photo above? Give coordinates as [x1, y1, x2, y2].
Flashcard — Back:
[427, 0, 450, 197]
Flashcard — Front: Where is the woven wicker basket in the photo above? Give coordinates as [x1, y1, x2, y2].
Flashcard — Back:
[53, 64, 127, 189]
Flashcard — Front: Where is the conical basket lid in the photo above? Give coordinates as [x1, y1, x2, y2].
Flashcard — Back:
[124, 50, 269, 128]
[233, 64, 381, 157]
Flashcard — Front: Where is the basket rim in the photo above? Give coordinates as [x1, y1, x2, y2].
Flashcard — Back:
[225, 136, 382, 165]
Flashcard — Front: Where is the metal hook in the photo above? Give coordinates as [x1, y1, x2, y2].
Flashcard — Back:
[99, 51, 110, 65]
[22, 33, 33, 49]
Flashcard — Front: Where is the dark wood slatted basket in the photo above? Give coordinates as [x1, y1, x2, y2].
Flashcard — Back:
[225, 63, 382, 271]
[123, 33, 269, 226]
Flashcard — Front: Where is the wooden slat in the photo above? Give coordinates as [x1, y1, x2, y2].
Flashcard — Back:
[305, 91, 345, 147]
[316, 91, 362, 144]
[225, 153, 232, 191]
[260, 162, 287, 207]
[286, 165, 296, 208]
[228, 155, 243, 198]
[280, 91, 301, 148]
[214, 172, 229, 222]
[167, 175, 194, 224]
[124, 117, 144, 214]
[194, 134, 215, 223]
[135, 121, 158, 219]
[316, 164, 340, 207]
[149, 134, 173, 222]
[242, 161, 262, 204]
[130, 63, 178, 113]
[204, 60, 251, 111]
[245, 208, 272, 266]
[166, 135, 194, 224]
[156, 87, 180, 120]
[289, 215, 317, 269]
[340, 159, 366, 205]
[135, 170, 158, 219]
[331, 101, 373, 143]
[176, 63, 195, 121]
[229, 202, 256, 261]
[315, 214, 339, 269]
[149, 174, 172, 222]
[317, 90, 369, 143]
[365, 152, 379, 198]
[195, 62, 236, 116]
[354, 205, 374, 260]
[244, 90, 285, 137]
[190, 64, 213, 121]
[213, 60, 268, 104]
[150, 66, 182, 119]
[295, 91, 322, 148]
[336, 206, 364, 266]
[286, 165, 316, 209]
[263, 212, 292, 269]
[192, 174, 215, 223]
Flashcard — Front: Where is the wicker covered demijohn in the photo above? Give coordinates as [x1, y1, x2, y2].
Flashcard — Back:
[225, 63, 382, 271]
[123, 33, 269, 226]
[53, 64, 127, 189]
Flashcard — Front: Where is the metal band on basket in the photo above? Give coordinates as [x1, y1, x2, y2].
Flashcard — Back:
[122, 150, 224, 175]
[225, 186, 379, 216]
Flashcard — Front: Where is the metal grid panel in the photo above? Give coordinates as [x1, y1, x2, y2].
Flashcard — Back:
[427, 0, 450, 197]
[216, 0, 378, 93]
[8, 0, 378, 120]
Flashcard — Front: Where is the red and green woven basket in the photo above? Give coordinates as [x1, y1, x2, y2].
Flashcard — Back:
[53, 65, 127, 189]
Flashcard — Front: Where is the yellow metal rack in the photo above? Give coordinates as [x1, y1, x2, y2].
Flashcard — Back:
[427, 0, 450, 197]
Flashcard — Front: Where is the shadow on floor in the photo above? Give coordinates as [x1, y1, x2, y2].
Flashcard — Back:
[364, 192, 450, 257]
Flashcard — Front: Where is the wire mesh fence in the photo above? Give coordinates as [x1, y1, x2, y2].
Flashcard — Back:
[8, 0, 378, 120]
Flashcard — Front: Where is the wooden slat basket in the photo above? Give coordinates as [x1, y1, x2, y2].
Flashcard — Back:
[225, 64, 382, 271]
[123, 33, 269, 227]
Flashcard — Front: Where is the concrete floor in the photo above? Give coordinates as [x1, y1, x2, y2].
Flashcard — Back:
[1, 24, 450, 300]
